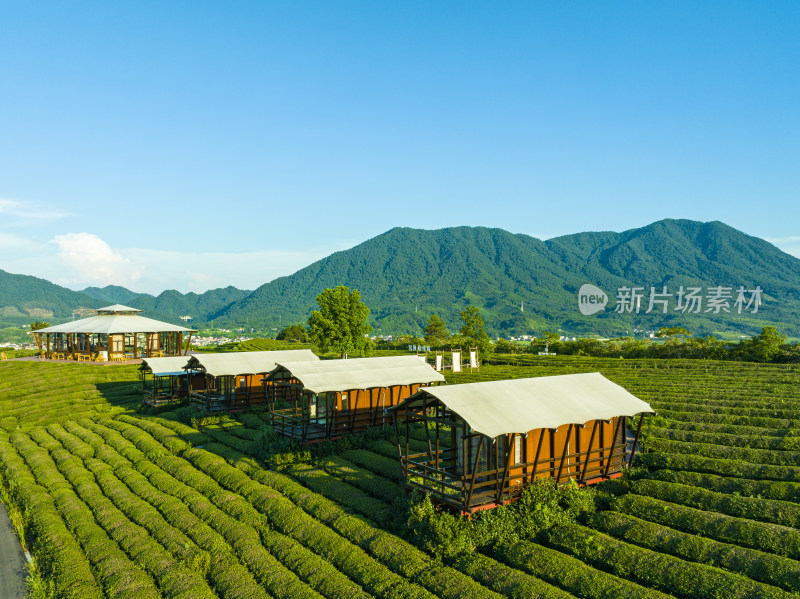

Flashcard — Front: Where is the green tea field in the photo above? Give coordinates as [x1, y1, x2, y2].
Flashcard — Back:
[1, 357, 799, 599]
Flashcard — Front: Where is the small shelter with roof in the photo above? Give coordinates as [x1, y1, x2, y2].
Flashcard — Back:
[139, 356, 200, 407]
[388, 372, 654, 513]
[265, 355, 446, 443]
[30, 304, 196, 361]
[184, 350, 320, 412]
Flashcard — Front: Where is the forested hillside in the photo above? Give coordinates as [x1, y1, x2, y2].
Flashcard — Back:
[4, 219, 799, 337]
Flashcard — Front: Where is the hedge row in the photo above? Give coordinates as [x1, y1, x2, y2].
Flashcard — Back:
[452, 552, 573, 599]
[10, 431, 161, 599]
[643, 402, 800, 420]
[80, 419, 334, 599]
[192, 438, 507, 599]
[646, 395, 798, 412]
[639, 452, 800, 483]
[544, 522, 792, 599]
[646, 469, 800, 504]
[645, 417, 798, 439]
[29, 427, 217, 599]
[630, 479, 800, 529]
[0, 435, 105, 599]
[315, 455, 402, 503]
[643, 437, 800, 467]
[644, 426, 800, 451]
[589, 510, 800, 593]
[652, 409, 800, 430]
[340, 448, 403, 482]
[493, 538, 671, 599]
[177, 445, 441, 599]
[616, 483, 800, 561]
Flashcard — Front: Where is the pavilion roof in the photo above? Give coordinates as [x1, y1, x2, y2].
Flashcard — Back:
[30, 310, 195, 335]
[389, 372, 654, 438]
[96, 304, 143, 314]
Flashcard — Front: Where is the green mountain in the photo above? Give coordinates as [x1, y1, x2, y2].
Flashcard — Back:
[0, 269, 101, 324]
[4, 219, 799, 337]
[82, 285, 153, 305]
[216, 219, 800, 337]
[131, 287, 252, 323]
[0, 274, 248, 330]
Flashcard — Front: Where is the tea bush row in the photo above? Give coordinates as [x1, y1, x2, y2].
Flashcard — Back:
[612, 493, 800, 559]
[544, 522, 791, 599]
[588, 510, 800, 593]
[630, 479, 800, 529]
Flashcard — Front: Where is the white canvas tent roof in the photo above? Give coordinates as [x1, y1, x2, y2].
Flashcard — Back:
[185, 350, 319, 377]
[140, 356, 192, 377]
[269, 355, 445, 393]
[30, 305, 195, 335]
[391, 372, 654, 438]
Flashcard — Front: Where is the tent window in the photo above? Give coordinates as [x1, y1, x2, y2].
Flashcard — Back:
[514, 434, 522, 465]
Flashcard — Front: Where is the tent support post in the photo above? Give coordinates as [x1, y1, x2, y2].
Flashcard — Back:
[579, 420, 599, 482]
[604, 417, 622, 476]
[530, 429, 546, 483]
[555, 424, 573, 484]
[628, 413, 646, 467]
[465, 436, 485, 510]
[496, 433, 515, 505]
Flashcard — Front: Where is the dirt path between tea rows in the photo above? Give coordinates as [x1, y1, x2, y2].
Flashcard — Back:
[0, 497, 27, 598]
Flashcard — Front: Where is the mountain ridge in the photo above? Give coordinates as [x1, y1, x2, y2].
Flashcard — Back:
[2, 219, 798, 336]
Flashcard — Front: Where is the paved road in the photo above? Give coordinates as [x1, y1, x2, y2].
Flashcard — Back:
[0, 497, 27, 598]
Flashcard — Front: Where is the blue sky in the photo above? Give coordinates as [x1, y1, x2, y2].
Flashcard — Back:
[1, 2, 798, 294]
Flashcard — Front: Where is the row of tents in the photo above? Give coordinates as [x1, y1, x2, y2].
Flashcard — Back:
[141, 350, 653, 513]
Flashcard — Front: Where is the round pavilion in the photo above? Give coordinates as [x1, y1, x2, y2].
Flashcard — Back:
[30, 304, 196, 361]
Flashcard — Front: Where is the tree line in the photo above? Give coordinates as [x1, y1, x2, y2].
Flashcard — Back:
[494, 326, 800, 363]
[263, 287, 800, 364]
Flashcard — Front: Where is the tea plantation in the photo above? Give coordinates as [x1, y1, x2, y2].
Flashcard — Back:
[1, 357, 798, 598]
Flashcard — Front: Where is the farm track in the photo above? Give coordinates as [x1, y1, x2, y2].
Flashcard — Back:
[0, 358, 799, 598]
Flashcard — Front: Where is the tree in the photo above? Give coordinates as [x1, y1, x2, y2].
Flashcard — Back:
[458, 306, 492, 357]
[276, 324, 308, 343]
[656, 326, 692, 339]
[30, 321, 50, 331]
[749, 326, 786, 362]
[307, 286, 372, 357]
[541, 331, 561, 343]
[424, 314, 449, 346]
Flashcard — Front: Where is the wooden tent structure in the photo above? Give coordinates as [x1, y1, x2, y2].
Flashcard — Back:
[30, 305, 196, 361]
[388, 372, 654, 513]
[139, 356, 199, 407]
[266, 355, 446, 443]
[184, 350, 319, 412]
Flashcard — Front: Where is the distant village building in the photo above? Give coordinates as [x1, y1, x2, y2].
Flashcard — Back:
[29, 304, 196, 361]
[388, 372, 654, 513]
[265, 355, 445, 443]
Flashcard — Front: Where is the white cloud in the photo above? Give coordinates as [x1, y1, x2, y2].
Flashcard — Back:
[4, 230, 346, 294]
[52, 233, 143, 288]
[0, 197, 69, 220]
